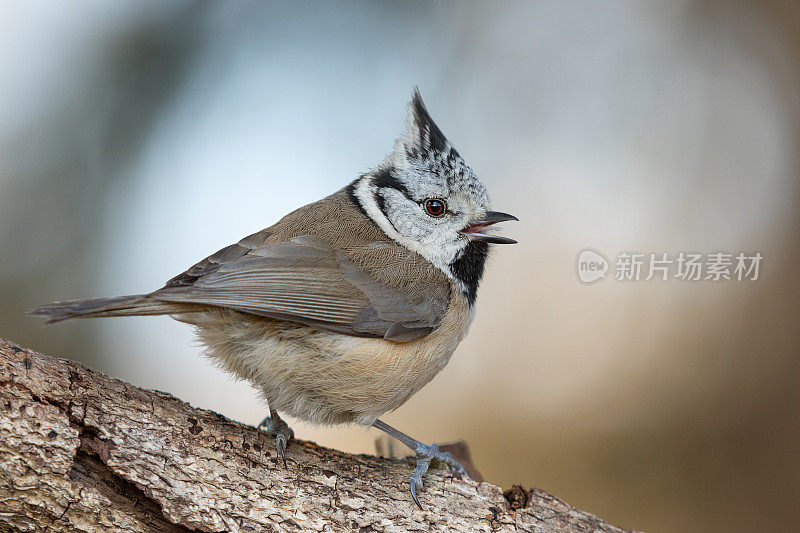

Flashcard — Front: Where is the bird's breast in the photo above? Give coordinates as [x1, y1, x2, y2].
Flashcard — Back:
[191, 283, 474, 426]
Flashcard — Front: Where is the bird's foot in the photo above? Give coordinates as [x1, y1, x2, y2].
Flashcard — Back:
[258, 414, 294, 467]
[409, 443, 467, 510]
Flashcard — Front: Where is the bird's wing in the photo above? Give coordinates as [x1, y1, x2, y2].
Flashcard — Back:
[151, 234, 448, 342]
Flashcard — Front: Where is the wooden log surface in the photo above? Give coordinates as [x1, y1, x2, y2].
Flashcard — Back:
[0, 338, 634, 532]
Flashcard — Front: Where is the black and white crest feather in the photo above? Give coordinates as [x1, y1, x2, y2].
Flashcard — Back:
[405, 88, 450, 157]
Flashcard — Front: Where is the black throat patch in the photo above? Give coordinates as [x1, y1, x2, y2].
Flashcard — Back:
[449, 241, 489, 305]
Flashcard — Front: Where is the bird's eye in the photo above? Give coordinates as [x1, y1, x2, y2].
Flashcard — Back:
[424, 198, 446, 218]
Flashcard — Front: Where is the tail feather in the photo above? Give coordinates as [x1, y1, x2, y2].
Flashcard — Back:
[28, 294, 183, 324]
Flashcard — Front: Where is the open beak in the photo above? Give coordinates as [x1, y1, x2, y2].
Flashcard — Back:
[458, 211, 518, 244]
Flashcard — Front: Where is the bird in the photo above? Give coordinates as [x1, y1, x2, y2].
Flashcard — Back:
[30, 89, 517, 509]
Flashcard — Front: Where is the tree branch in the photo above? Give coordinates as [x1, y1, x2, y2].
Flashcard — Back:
[0, 338, 633, 532]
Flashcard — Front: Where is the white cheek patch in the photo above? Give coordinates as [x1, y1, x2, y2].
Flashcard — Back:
[353, 176, 467, 281]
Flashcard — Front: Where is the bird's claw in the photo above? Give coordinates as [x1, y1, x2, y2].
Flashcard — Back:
[258, 415, 294, 468]
[409, 443, 466, 510]
[275, 433, 288, 467]
[410, 455, 430, 509]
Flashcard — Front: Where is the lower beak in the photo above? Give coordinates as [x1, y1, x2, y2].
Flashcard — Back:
[458, 211, 519, 245]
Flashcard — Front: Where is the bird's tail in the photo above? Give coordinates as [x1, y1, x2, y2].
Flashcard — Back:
[28, 294, 183, 324]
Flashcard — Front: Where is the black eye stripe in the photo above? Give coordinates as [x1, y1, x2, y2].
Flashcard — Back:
[372, 167, 411, 199]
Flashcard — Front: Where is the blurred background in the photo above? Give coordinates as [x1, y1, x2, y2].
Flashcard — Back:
[2, 1, 799, 531]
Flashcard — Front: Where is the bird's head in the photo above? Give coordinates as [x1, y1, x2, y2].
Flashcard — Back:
[350, 89, 517, 303]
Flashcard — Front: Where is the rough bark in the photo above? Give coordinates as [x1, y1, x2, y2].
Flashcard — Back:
[0, 338, 633, 532]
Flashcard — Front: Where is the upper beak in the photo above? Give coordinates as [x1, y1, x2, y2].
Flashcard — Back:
[458, 211, 519, 244]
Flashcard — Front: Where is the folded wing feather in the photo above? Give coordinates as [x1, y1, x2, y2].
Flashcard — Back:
[152, 235, 447, 342]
